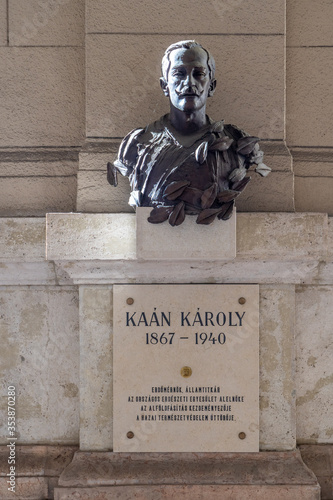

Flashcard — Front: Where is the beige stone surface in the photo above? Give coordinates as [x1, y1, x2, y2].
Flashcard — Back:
[0, 287, 79, 444]
[51, 257, 324, 288]
[79, 286, 113, 451]
[292, 151, 333, 215]
[56, 450, 319, 499]
[9, 0, 84, 46]
[46, 213, 136, 260]
[296, 286, 333, 444]
[260, 141, 292, 172]
[86, 34, 284, 139]
[58, 450, 319, 486]
[77, 170, 132, 213]
[287, 48, 333, 147]
[236, 171, 294, 213]
[86, 0, 285, 34]
[295, 177, 333, 216]
[0, 153, 78, 176]
[0, 47, 84, 147]
[0, 445, 77, 476]
[0, 218, 45, 261]
[287, 0, 333, 47]
[328, 218, 333, 260]
[55, 484, 320, 500]
[300, 444, 333, 500]
[237, 213, 328, 261]
[0, 0, 6, 46]
[0, 262, 57, 286]
[0, 176, 77, 216]
[137, 207, 236, 261]
[77, 146, 132, 212]
[259, 286, 296, 450]
[0, 445, 77, 499]
[46, 212, 329, 265]
[0, 477, 48, 500]
[0, 151, 78, 215]
[113, 284, 259, 452]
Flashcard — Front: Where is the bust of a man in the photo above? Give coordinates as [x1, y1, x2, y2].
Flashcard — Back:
[107, 40, 270, 225]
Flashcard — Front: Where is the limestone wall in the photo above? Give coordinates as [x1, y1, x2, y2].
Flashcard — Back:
[0, 0, 85, 215]
[287, 0, 333, 215]
[0, 0, 333, 462]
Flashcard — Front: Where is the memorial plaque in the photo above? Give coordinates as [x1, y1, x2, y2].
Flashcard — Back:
[113, 284, 259, 452]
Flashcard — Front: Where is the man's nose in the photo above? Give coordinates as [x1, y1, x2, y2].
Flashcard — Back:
[184, 72, 195, 86]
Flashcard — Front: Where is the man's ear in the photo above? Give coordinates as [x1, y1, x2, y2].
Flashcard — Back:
[160, 77, 169, 97]
[208, 78, 217, 97]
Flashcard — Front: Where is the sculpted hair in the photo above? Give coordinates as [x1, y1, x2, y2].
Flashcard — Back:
[161, 40, 216, 81]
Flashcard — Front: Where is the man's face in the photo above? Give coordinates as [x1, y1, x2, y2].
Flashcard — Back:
[163, 47, 215, 113]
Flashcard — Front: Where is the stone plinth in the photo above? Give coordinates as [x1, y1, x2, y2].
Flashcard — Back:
[136, 207, 236, 260]
[0, 446, 77, 500]
[54, 450, 320, 499]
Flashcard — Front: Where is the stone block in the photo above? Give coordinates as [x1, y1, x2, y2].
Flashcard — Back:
[46, 213, 136, 261]
[46, 212, 329, 265]
[236, 171, 294, 213]
[296, 286, 333, 444]
[295, 176, 333, 216]
[86, 34, 284, 139]
[300, 444, 333, 500]
[77, 170, 132, 213]
[55, 451, 320, 499]
[0, 262, 57, 286]
[79, 286, 113, 450]
[0, 218, 45, 262]
[0, 0, 6, 45]
[237, 213, 328, 261]
[0, 445, 77, 476]
[0, 47, 84, 147]
[259, 286, 296, 450]
[137, 207, 236, 261]
[328, 218, 333, 260]
[9, 0, 84, 46]
[55, 485, 320, 500]
[287, 0, 333, 47]
[287, 48, 333, 147]
[292, 150, 333, 216]
[77, 145, 120, 213]
[86, 0, 285, 35]
[0, 477, 48, 499]
[0, 150, 78, 215]
[260, 141, 292, 172]
[0, 287, 79, 444]
[0, 176, 77, 216]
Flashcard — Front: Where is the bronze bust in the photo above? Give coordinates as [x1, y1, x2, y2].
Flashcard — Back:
[107, 40, 270, 225]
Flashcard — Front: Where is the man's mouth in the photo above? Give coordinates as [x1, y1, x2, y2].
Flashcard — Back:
[176, 89, 202, 98]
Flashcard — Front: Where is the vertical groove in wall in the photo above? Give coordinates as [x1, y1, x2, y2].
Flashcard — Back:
[283, 0, 287, 143]
[6, 0, 9, 45]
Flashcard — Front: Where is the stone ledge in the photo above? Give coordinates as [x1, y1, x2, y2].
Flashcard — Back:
[1, 213, 332, 285]
[299, 445, 333, 500]
[46, 212, 329, 262]
[0, 446, 77, 500]
[0, 445, 77, 477]
[55, 484, 319, 500]
[54, 450, 320, 499]
[58, 450, 318, 487]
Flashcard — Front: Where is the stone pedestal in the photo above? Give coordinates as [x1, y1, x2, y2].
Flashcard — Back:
[44, 211, 332, 498]
[54, 450, 320, 500]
